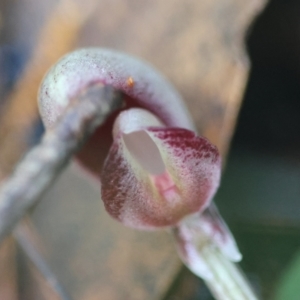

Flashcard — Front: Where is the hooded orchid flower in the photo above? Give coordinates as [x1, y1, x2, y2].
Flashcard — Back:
[38, 48, 256, 299]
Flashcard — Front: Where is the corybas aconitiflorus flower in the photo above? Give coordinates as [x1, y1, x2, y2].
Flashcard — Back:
[38, 48, 242, 285]
[102, 108, 220, 229]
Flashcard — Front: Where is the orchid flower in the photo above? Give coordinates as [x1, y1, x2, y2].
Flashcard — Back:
[38, 48, 257, 300]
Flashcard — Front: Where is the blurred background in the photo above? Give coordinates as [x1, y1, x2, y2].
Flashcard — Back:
[216, 1, 300, 299]
[217, 0, 300, 300]
[1, 0, 300, 299]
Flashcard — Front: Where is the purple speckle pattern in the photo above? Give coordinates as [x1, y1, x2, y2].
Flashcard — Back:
[101, 126, 221, 229]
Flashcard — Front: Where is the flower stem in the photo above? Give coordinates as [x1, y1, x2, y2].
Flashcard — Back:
[0, 84, 123, 244]
[201, 244, 258, 300]
[174, 206, 259, 300]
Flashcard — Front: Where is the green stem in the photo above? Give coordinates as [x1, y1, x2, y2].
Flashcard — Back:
[201, 245, 258, 300]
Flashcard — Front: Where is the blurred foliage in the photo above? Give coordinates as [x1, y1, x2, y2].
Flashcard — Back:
[274, 249, 300, 300]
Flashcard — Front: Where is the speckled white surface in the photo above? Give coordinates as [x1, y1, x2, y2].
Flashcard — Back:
[38, 48, 195, 131]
